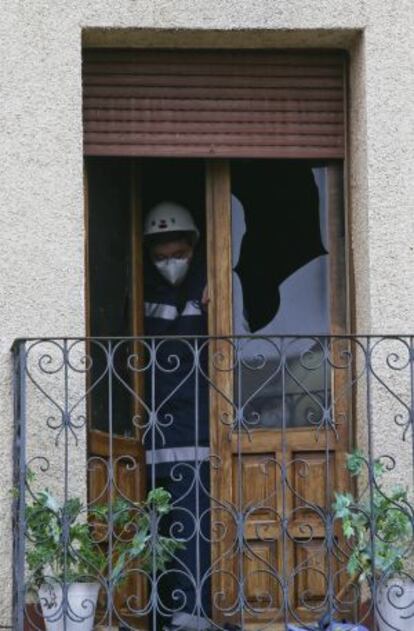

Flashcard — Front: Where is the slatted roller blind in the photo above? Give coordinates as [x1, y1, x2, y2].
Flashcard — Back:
[83, 49, 345, 159]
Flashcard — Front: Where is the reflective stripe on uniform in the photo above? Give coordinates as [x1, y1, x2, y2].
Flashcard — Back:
[146, 446, 210, 465]
[145, 300, 203, 320]
[181, 300, 203, 316]
[145, 302, 178, 320]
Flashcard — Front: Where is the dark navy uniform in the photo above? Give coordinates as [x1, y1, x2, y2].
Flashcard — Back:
[144, 247, 211, 629]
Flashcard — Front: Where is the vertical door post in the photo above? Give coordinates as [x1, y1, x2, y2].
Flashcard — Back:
[206, 160, 236, 625]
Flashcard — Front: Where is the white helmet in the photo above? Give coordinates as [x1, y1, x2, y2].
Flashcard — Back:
[144, 201, 199, 241]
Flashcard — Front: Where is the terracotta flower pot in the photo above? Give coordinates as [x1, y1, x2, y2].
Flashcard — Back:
[24, 602, 46, 630]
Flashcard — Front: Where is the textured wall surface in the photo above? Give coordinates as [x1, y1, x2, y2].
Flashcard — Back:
[0, 0, 413, 623]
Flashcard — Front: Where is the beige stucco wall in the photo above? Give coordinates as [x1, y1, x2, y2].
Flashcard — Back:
[0, 0, 413, 625]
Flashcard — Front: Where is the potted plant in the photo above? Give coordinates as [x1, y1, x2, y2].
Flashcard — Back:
[24, 481, 182, 631]
[333, 450, 414, 631]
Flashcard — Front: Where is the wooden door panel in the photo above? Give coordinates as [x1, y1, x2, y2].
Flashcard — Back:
[88, 430, 146, 628]
[234, 453, 278, 516]
[236, 445, 344, 624]
[294, 540, 330, 611]
[291, 450, 336, 521]
[292, 449, 340, 622]
[244, 541, 280, 610]
[114, 455, 144, 502]
[88, 431, 144, 503]
[89, 456, 110, 504]
[233, 428, 339, 453]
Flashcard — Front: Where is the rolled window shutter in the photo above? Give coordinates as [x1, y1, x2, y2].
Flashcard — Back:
[83, 49, 345, 159]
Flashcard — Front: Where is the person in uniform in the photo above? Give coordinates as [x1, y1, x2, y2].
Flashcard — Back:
[143, 202, 211, 631]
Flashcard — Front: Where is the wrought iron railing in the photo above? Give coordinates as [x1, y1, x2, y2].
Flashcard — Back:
[12, 336, 414, 631]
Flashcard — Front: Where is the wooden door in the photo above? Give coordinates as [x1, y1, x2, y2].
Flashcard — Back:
[85, 159, 147, 628]
[207, 161, 350, 628]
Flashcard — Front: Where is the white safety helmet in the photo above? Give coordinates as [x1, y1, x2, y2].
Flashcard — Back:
[144, 201, 199, 241]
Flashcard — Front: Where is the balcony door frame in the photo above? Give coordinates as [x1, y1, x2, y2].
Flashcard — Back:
[85, 156, 350, 628]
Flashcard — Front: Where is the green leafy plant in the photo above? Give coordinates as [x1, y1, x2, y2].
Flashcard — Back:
[333, 449, 413, 583]
[25, 482, 183, 588]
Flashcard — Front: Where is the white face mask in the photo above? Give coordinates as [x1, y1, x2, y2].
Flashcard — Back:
[155, 257, 190, 286]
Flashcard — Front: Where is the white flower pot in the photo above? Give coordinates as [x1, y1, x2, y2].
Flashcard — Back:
[39, 581, 100, 631]
[376, 579, 414, 631]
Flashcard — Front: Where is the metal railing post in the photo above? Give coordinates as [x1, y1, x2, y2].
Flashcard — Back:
[13, 341, 27, 631]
